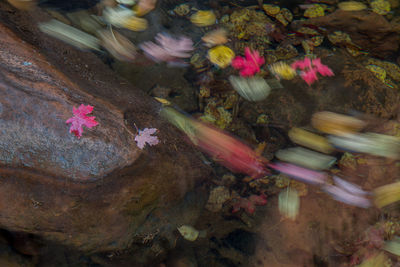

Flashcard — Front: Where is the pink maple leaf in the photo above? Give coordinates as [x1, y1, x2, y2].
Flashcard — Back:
[66, 104, 99, 139]
[155, 34, 194, 58]
[291, 57, 312, 70]
[140, 33, 193, 65]
[135, 128, 159, 149]
[301, 68, 318, 86]
[291, 57, 334, 85]
[139, 41, 175, 63]
[312, 58, 334, 76]
[231, 47, 265, 77]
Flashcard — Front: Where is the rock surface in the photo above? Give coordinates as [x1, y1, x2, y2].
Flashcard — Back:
[0, 24, 138, 181]
[0, 6, 209, 257]
[293, 10, 400, 57]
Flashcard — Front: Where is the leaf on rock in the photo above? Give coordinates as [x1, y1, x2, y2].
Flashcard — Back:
[135, 128, 160, 149]
[66, 104, 99, 139]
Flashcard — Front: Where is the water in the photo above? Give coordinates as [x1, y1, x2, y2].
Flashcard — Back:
[2, 0, 400, 266]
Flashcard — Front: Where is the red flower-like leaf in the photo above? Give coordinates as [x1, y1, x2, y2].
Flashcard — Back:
[231, 47, 265, 77]
[291, 57, 334, 85]
[66, 104, 99, 139]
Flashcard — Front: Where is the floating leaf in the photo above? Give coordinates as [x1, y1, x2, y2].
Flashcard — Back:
[39, 20, 100, 51]
[140, 33, 193, 65]
[279, 187, 299, 220]
[229, 76, 272, 102]
[384, 237, 400, 256]
[231, 47, 264, 77]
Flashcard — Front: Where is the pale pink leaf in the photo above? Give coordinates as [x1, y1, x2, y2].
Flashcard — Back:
[135, 127, 159, 149]
[140, 33, 193, 64]
[268, 162, 327, 185]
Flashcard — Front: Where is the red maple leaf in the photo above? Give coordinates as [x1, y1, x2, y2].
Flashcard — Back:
[231, 47, 265, 77]
[66, 104, 99, 139]
[291, 57, 334, 85]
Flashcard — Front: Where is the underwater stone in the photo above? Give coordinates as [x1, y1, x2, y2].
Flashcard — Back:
[0, 21, 208, 254]
[0, 25, 135, 181]
[296, 10, 400, 57]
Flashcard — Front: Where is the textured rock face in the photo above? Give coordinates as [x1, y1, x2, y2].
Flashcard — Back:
[293, 10, 400, 57]
[0, 34, 138, 180]
[0, 21, 208, 254]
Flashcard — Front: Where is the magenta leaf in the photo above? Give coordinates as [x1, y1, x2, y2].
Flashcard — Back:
[291, 57, 312, 70]
[312, 58, 334, 76]
[135, 128, 160, 149]
[301, 68, 318, 86]
[66, 104, 99, 139]
[291, 57, 334, 85]
[231, 47, 265, 77]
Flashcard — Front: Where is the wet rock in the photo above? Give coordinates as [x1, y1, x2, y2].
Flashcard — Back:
[0, 10, 209, 256]
[292, 10, 400, 57]
[38, 0, 100, 11]
[114, 63, 198, 112]
[0, 235, 34, 267]
[164, 246, 198, 267]
[205, 186, 231, 212]
[0, 26, 137, 181]
[222, 229, 257, 256]
[9, 232, 42, 257]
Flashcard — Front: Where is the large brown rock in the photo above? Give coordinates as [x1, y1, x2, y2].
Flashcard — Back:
[0, 26, 138, 181]
[0, 11, 209, 256]
[292, 10, 400, 57]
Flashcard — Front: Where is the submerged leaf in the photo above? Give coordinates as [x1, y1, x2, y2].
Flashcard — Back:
[231, 47, 264, 77]
[140, 33, 194, 65]
[229, 76, 271, 102]
[39, 19, 100, 51]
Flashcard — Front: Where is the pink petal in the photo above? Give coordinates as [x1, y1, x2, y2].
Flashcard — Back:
[301, 68, 318, 85]
[83, 117, 99, 128]
[239, 67, 255, 77]
[291, 58, 312, 70]
[244, 47, 264, 67]
[333, 176, 370, 196]
[231, 56, 245, 69]
[312, 58, 334, 76]
[322, 184, 371, 208]
[268, 162, 327, 185]
[66, 104, 98, 139]
[243, 47, 252, 59]
[75, 104, 93, 115]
